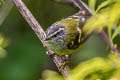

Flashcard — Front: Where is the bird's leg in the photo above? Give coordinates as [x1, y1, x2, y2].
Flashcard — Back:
[46, 50, 70, 72]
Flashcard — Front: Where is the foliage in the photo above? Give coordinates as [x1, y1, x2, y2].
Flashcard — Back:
[0, 34, 9, 58]
[88, 0, 96, 11]
[112, 25, 120, 40]
[40, 54, 120, 80]
[0, 0, 13, 26]
[95, 0, 119, 13]
[0, 0, 5, 7]
[83, 0, 120, 43]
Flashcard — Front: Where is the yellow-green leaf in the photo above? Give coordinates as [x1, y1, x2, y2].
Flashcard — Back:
[96, 0, 116, 13]
[88, 0, 97, 11]
[0, 0, 5, 7]
[112, 26, 120, 40]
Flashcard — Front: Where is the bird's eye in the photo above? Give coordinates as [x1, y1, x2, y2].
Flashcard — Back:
[52, 31, 61, 38]
[53, 34, 57, 37]
[45, 26, 65, 40]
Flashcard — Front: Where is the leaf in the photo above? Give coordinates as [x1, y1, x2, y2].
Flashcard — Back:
[0, 0, 13, 26]
[96, 0, 116, 13]
[0, 47, 7, 58]
[112, 26, 120, 40]
[83, 1, 120, 35]
[40, 54, 120, 80]
[0, 0, 5, 7]
[88, 0, 97, 11]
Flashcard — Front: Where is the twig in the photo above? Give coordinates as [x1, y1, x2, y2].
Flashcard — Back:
[12, 0, 70, 77]
[99, 31, 119, 54]
[73, 0, 92, 15]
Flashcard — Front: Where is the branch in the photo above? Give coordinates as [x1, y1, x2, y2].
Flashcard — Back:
[99, 31, 119, 54]
[73, 0, 92, 15]
[12, 0, 71, 77]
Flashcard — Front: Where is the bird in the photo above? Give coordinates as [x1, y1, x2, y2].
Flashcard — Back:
[44, 10, 89, 56]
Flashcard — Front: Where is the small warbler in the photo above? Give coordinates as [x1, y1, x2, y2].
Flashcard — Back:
[44, 11, 89, 55]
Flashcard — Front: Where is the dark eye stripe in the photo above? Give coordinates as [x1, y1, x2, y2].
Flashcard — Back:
[47, 27, 64, 38]
[45, 24, 65, 40]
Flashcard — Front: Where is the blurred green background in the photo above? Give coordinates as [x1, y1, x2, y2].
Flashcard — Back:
[0, 0, 109, 80]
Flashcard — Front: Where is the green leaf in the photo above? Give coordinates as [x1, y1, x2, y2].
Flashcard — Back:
[112, 26, 120, 40]
[0, 0, 13, 26]
[88, 0, 97, 11]
[0, 0, 5, 7]
[108, 25, 112, 43]
[83, 1, 120, 35]
[96, 0, 116, 13]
